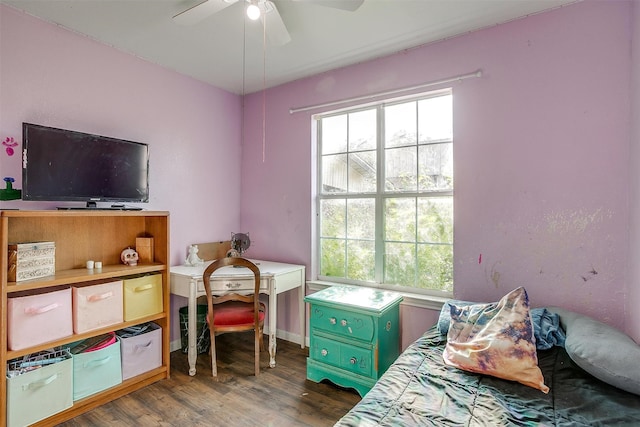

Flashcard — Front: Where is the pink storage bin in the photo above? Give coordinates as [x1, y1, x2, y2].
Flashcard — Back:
[7, 287, 73, 351]
[73, 280, 124, 334]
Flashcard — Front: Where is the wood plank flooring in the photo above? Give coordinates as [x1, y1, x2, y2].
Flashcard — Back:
[57, 333, 362, 427]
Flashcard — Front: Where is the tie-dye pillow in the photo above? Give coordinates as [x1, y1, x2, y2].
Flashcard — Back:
[443, 287, 549, 393]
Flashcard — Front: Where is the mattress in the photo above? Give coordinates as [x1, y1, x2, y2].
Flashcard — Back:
[335, 327, 640, 426]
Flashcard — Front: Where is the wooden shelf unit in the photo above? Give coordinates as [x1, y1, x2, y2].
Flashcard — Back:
[0, 210, 171, 426]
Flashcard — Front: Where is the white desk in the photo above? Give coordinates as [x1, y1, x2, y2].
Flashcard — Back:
[170, 259, 305, 376]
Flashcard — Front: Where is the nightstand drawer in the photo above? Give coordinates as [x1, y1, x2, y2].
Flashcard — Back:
[309, 305, 375, 342]
[310, 335, 372, 377]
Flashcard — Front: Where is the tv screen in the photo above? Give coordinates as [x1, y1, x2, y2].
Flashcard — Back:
[22, 123, 149, 205]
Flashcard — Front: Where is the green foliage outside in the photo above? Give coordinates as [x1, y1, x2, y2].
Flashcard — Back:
[320, 195, 453, 292]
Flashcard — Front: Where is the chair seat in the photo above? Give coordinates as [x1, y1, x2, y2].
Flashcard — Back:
[211, 301, 266, 327]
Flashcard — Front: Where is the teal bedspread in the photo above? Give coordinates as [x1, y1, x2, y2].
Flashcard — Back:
[335, 327, 640, 426]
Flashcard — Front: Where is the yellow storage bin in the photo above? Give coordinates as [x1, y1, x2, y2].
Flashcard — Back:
[123, 274, 163, 321]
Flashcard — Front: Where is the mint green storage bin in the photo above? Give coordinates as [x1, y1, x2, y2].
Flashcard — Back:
[7, 356, 73, 427]
[72, 339, 122, 401]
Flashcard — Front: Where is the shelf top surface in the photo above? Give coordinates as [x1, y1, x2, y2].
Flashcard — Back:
[1, 209, 169, 217]
[305, 285, 403, 312]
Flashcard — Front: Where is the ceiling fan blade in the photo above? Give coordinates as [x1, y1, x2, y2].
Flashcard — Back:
[293, 0, 364, 12]
[261, 1, 291, 46]
[173, 0, 239, 25]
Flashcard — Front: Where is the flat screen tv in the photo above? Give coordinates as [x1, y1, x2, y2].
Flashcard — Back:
[22, 122, 149, 207]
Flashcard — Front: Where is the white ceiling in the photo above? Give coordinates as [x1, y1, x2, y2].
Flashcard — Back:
[2, 0, 578, 94]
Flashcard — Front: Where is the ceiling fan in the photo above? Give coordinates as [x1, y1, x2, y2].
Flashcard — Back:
[172, 0, 364, 46]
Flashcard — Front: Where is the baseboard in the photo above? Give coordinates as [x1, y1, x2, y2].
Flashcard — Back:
[170, 327, 305, 353]
[170, 339, 182, 353]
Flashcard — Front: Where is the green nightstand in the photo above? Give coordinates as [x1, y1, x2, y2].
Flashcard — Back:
[305, 285, 403, 397]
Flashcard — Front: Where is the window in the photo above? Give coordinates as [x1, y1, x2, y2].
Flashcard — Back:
[316, 89, 453, 295]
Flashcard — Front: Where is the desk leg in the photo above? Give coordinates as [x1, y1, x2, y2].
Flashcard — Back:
[188, 277, 197, 376]
[299, 284, 305, 348]
[268, 281, 277, 368]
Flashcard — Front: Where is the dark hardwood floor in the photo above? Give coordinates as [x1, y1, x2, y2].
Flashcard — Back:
[57, 333, 362, 427]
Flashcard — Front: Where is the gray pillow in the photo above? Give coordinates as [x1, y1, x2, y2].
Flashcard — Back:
[547, 306, 640, 396]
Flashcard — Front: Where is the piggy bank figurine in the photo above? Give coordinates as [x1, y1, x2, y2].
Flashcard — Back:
[121, 247, 139, 266]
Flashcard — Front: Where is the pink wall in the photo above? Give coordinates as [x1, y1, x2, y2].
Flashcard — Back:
[241, 0, 635, 343]
[628, 0, 640, 343]
[0, 1, 637, 347]
[0, 5, 243, 341]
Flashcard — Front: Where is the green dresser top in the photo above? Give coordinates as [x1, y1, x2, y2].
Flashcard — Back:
[305, 285, 403, 313]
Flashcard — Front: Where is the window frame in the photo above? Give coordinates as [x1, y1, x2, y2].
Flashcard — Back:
[314, 88, 454, 298]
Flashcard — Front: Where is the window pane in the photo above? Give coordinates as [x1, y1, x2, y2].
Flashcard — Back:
[320, 238, 345, 277]
[322, 115, 347, 154]
[347, 198, 375, 239]
[418, 143, 453, 191]
[317, 89, 454, 294]
[385, 146, 417, 192]
[417, 243, 453, 292]
[320, 199, 346, 238]
[418, 95, 452, 143]
[385, 197, 416, 242]
[348, 151, 376, 193]
[385, 102, 417, 148]
[322, 153, 347, 193]
[349, 109, 376, 151]
[384, 242, 416, 286]
[418, 197, 453, 244]
[346, 240, 375, 281]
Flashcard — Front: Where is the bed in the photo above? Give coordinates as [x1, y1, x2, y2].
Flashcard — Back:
[335, 289, 640, 426]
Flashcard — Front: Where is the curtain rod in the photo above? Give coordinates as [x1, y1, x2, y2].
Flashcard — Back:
[289, 69, 482, 114]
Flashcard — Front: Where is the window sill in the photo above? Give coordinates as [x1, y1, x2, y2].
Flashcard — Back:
[306, 280, 449, 311]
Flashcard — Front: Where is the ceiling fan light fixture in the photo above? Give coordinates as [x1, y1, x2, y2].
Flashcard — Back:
[247, 2, 261, 20]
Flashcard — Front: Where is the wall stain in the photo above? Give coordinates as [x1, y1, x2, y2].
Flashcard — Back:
[490, 261, 501, 288]
[580, 267, 598, 282]
[491, 270, 501, 288]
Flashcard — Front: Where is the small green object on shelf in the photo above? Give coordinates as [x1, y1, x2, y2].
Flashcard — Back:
[0, 177, 21, 200]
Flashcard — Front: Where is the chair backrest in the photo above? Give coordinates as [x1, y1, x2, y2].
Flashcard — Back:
[202, 257, 261, 327]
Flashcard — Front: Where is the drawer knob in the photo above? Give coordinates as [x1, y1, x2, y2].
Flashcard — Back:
[350, 357, 357, 365]
[329, 317, 337, 325]
[321, 349, 328, 357]
[341, 319, 347, 327]
[226, 282, 242, 289]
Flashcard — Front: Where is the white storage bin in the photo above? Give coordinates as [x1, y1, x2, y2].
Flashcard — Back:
[117, 322, 162, 380]
[7, 287, 73, 351]
[73, 280, 124, 333]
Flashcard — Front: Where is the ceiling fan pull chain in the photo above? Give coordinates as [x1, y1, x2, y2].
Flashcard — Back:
[262, 9, 267, 163]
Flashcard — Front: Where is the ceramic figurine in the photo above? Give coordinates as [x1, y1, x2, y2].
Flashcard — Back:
[121, 247, 139, 266]
[185, 244, 204, 266]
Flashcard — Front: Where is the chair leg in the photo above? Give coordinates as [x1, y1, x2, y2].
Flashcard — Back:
[209, 326, 218, 377]
[254, 328, 260, 376]
[259, 326, 265, 352]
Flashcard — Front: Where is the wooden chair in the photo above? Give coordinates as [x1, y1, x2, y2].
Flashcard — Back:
[202, 257, 265, 377]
